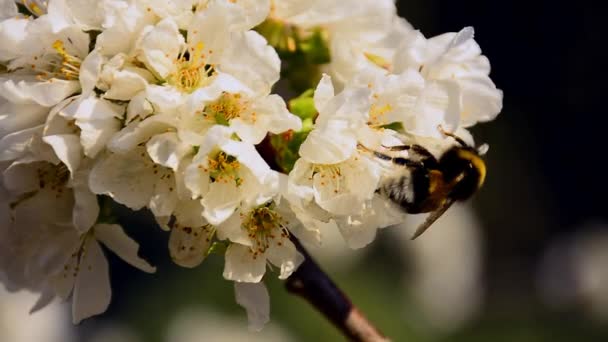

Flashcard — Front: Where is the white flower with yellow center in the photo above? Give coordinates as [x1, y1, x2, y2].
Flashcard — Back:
[184, 125, 279, 225]
[0, 31, 87, 107]
[221, 200, 303, 283]
[289, 75, 385, 216]
[181, 72, 301, 145]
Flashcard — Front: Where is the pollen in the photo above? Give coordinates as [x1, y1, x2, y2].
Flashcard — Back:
[202, 92, 249, 126]
[243, 203, 289, 254]
[369, 102, 393, 125]
[168, 42, 214, 93]
[206, 151, 243, 186]
[312, 164, 343, 194]
[33, 40, 82, 81]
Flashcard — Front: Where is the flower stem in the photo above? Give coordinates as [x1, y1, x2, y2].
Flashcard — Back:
[285, 238, 389, 342]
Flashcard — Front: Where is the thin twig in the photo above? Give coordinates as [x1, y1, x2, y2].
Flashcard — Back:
[285, 238, 389, 342]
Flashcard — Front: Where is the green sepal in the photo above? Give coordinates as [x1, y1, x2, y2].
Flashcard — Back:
[288, 89, 316, 120]
[270, 128, 311, 173]
[381, 122, 404, 132]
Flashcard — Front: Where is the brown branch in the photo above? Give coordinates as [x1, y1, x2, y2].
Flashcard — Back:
[285, 238, 389, 342]
[256, 135, 386, 340]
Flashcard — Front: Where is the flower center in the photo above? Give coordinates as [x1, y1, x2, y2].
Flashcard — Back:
[168, 42, 214, 93]
[201, 92, 248, 125]
[242, 202, 289, 256]
[311, 164, 343, 194]
[33, 40, 82, 81]
[369, 96, 393, 126]
[205, 151, 242, 186]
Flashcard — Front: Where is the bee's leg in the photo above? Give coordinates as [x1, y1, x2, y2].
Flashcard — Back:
[374, 151, 422, 167]
[437, 126, 469, 147]
[383, 144, 438, 166]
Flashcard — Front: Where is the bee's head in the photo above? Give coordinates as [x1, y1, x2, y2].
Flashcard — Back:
[438, 146, 486, 201]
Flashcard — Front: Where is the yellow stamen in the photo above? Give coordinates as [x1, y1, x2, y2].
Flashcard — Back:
[243, 203, 289, 254]
[206, 151, 242, 186]
[168, 42, 214, 93]
[364, 52, 391, 71]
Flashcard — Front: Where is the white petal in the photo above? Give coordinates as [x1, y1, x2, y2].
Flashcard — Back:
[0, 1, 17, 20]
[89, 150, 156, 210]
[149, 176, 178, 218]
[0, 125, 43, 161]
[202, 181, 241, 225]
[108, 114, 177, 153]
[42, 134, 82, 175]
[0, 77, 80, 106]
[72, 238, 111, 324]
[172, 198, 206, 227]
[95, 223, 156, 273]
[216, 210, 250, 246]
[184, 160, 210, 199]
[71, 173, 99, 233]
[52, 251, 78, 300]
[79, 50, 104, 95]
[60, 97, 123, 157]
[266, 240, 304, 279]
[187, 6, 230, 65]
[0, 102, 48, 137]
[104, 68, 153, 101]
[407, 80, 460, 137]
[146, 132, 186, 171]
[313, 74, 334, 111]
[231, 94, 301, 144]
[337, 217, 379, 249]
[220, 140, 275, 186]
[234, 281, 270, 332]
[125, 91, 153, 123]
[223, 244, 266, 282]
[137, 18, 183, 78]
[220, 31, 280, 95]
[0, 18, 28, 61]
[222, 0, 270, 31]
[169, 224, 213, 268]
[299, 124, 357, 164]
[145, 84, 184, 113]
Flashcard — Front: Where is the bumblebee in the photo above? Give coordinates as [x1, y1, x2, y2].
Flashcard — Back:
[369, 130, 487, 240]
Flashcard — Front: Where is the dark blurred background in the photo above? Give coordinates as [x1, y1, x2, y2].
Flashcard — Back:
[3, 1, 607, 341]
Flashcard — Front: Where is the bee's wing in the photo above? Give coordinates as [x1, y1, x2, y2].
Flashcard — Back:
[410, 199, 455, 240]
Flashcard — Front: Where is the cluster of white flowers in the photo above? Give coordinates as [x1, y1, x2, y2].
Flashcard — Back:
[0, 0, 502, 329]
